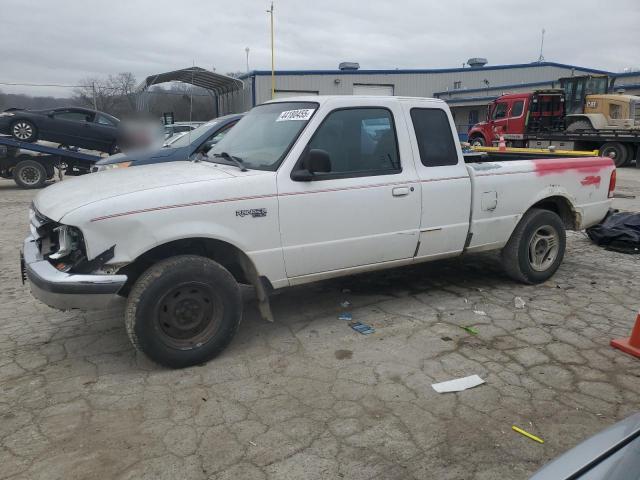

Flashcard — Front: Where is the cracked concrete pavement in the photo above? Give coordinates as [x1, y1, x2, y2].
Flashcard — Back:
[1, 168, 639, 479]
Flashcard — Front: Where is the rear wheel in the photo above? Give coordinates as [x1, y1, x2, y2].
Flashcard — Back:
[600, 142, 628, 167]
[11, 120, 37, 142]
[13, 159, 47, 189]
[501, 209, 566, 284]
[624, 143, 636, 167]
[125, 255, 242, 368]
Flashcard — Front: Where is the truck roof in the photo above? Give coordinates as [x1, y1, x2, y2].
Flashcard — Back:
[264, 95, 447, 107]
[495, 89, 564, 101]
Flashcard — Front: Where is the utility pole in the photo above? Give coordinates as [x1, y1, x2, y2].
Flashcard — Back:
[267, 2, 275, 99]
[245, 47, 250, 72]
[537, 28, 546, 62]
[91, 81, 97, 110]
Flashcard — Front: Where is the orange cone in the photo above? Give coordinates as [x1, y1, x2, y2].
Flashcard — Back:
[611, 311, 640, 359]
[498, 134, 507, 152]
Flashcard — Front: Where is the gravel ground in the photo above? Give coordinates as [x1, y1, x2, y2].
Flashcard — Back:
[0, 168, 639, 480]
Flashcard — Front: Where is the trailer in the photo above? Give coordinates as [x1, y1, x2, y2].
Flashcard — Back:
[0, 135, 102, 188]
[525, 129, 640, 168]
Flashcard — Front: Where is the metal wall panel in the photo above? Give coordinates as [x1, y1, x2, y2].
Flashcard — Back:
[222, 65, 613, 113]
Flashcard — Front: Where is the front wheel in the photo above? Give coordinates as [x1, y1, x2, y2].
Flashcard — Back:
[470, 136, 485, 147]
[125, 255, 242, 368]
[501, 209, 566, 284]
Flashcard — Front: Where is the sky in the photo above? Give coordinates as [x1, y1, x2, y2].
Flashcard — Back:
[1, 0, 639, 98]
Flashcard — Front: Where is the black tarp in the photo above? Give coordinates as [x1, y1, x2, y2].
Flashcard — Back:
[586, 210, 640, 254]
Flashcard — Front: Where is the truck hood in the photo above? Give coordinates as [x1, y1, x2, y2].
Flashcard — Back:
[34, 161, 238, 222]
[94, 146, 185, 166]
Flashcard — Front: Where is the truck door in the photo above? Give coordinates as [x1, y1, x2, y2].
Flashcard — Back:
[277, 103, 421, 279]
[491, 100, 510, 136]
[503, 99, 526, 141]
[404, 105, 472, 258]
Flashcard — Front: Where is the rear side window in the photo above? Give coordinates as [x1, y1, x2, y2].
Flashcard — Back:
[96, 114, 117, 126]
[410, 108, 458, 167]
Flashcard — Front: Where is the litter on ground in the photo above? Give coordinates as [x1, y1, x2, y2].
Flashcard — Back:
[512, 425, 544, 444]
[431, 374, 485, 393]
[459, 325, 478, 335]
[514, 297, 526, 309]
[338, 312, 352, 321]
[349, 321, 375, 335]
[473, 310, 487, 316]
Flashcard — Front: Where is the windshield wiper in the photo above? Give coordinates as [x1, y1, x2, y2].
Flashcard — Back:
[212, 152, 248, 172]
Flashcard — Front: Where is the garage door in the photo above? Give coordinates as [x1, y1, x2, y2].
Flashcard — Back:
[353, 84, 394, 96]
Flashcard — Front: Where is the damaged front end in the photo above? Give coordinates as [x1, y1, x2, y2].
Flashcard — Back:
[21, 205, 127, 311]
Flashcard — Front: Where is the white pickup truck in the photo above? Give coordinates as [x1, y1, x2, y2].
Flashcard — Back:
[21, 96, 616, 368]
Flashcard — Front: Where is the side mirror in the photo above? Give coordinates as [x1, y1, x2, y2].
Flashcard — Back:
[291, 149, 332, 182]
[306, 149, 331, 174]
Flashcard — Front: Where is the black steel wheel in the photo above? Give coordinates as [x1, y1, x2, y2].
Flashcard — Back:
[13, 159, 47, 189]
[154, 282, 223, 350]
[125, 255, 242, 368]
[11, 120, 37, 142]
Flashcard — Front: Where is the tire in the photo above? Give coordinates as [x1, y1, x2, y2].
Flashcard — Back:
[11, 120, 37, 142]
[566, 119, 592, 132]
[501, 208, 566, 284]
[13, 159, 47, 189]
[470, 136, 485, 147]
[125, 255, 242, 368]
[108, 142, 120, 155]
[599, 142, 628, 168]
[624, 143, 636, 168]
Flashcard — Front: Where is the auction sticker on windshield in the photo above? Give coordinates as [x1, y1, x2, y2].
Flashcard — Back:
[276, 109, 315, 122]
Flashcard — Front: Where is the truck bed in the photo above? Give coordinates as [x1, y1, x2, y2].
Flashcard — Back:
[463, 146, 600, 163]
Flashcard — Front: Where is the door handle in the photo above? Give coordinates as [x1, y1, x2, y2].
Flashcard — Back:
[392, 187, 410, 197]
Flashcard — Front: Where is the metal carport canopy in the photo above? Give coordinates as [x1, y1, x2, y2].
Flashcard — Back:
[138, 67, 244, 94]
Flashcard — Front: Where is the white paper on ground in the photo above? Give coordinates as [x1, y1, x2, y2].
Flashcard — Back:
[431, 375, 485, 393]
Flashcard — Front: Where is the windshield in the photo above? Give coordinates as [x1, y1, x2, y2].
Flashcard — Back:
[165, 120, 219, 148]
[208, 102, 318, 171]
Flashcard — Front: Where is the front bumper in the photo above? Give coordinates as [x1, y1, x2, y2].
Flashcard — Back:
[21, 235, 127, 310]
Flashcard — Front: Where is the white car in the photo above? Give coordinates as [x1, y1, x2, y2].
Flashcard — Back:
[21, 96, 616, 368]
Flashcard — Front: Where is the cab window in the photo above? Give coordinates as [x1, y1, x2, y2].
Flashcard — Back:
[303, 108, 400, 179]
[492, 103, 508, 119]
[511, 100, 524, 117]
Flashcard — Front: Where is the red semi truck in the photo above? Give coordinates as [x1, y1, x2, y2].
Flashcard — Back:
[468, 87, 640, 167]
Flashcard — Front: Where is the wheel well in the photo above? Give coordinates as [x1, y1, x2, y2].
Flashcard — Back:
[118, 237, 259, 296]
[530, 196, 578, 230]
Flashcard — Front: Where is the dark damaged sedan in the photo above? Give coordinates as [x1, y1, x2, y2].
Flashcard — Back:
[0, 107, 120, 154]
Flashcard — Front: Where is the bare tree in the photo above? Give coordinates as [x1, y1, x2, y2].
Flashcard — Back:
[73, 72, 137, 116]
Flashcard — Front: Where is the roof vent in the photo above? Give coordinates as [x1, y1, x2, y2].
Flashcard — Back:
[339, 62, 360, 71]
[467, 58, 488, 68]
